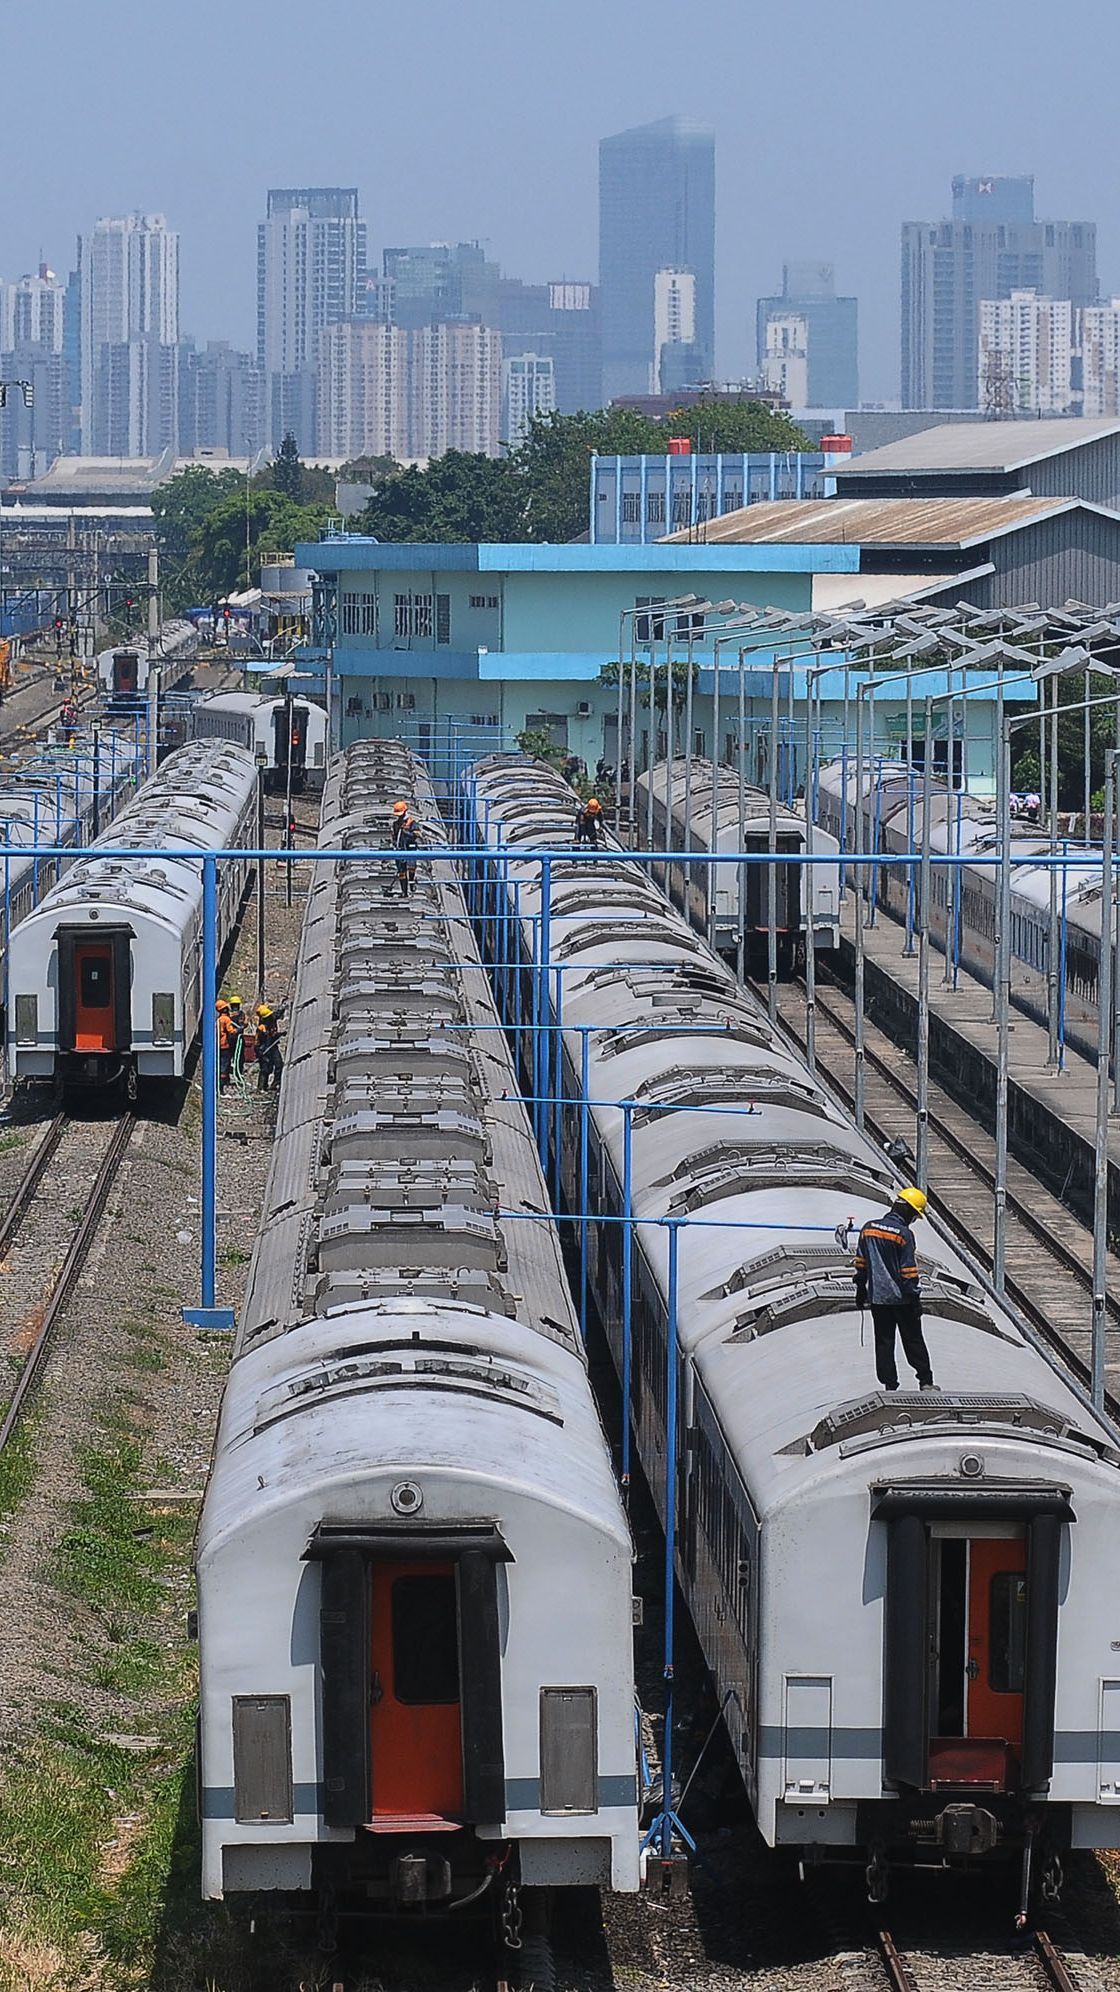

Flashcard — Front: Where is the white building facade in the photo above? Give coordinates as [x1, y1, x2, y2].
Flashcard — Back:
[502, 352, 555, 446]
[653, 267, 696, 391]
[760, 312, 810, 405]
[257, 188, 366, 452]
[1080, 300, 1120, 418]
[317, 320, 503, 460]
[80, 214, 180, 455]
[977, 292, 1075, 415]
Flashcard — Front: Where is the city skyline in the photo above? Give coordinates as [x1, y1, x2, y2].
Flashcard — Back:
[3, 0, 1120, 411]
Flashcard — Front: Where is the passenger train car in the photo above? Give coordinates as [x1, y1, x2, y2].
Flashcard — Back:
[190, 690, 327, 792]
[97, 618, 199, 706]
[195, 741, 639, 1941]
[463, 753, 1120, 1906]
[7, 741, 255, 1095]
[815, 758, 1106, 1063]
[0, 734, 139, 950]
[633, 757, 841, 971]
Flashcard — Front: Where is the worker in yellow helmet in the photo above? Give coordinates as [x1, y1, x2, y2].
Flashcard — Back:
[853, 1186, 936, 1393]
[254, 1002, 284, 1093]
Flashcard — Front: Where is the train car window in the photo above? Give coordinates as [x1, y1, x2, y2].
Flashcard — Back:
[392, 1574, 460, 1705]
[80, 957, 111, 1008]
[989, 1572, 1028, 1694]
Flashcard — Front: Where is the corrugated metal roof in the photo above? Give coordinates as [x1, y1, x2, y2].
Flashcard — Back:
[660, 495, 1073, 547]
[832, 417, 1120, 476]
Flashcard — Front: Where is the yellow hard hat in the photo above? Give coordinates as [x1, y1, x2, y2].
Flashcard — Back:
[586, 797, 602, 813]
[256, 1003, 273, 1019]
[229, 993, 243, 1006]
[897, 1186, 927, 1217]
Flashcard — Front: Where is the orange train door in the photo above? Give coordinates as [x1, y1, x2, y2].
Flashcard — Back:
[967, 1537, 1028, 1751]
[369, 1561, 463, 1825]
[72, 943, 116, 1052]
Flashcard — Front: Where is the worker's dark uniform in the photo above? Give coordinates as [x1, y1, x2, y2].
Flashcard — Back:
[854, 1207, 935, 1390]
[574, 807, 603, 847]
[391, 815, 420, 896]
[255, 1012, 284, 1092]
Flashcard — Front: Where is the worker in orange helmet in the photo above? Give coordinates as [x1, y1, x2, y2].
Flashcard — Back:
[390, 799, 420, 897]
[574, 795, 605, 848]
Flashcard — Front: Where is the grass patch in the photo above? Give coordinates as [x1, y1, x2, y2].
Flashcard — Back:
[0, 1130, 26, 1156]
[54, 1435, 164, 1614]
[218, 1246, 248, 1267]
[0, 1416, 36, 1527]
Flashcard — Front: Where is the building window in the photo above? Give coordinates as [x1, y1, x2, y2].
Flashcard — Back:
[671, 491, 692, 525]
[635, 596, 666, 643]
[468, 594, 499, 610]
[394, 592, 434, 639]
[436, 594, 451, 646]
[646, 492, 666, 523]
[622, 492, 642, 523]
[341, 590, 377, 637]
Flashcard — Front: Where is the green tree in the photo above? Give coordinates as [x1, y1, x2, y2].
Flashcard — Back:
[150, 465, 243, 608]
[355, 452, 528, 543]
[659, 396, 811, 454]
[270, 433, 306, 503]
[193, 488, 331, 599]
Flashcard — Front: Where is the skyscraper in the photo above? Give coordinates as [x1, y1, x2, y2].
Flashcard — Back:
[0, 266, 68, 477]
[80, 214, 179, 455]
[901, 176, 1097, 409]
[598, 116, 715, 402]
[755, 263, 858, 407]
[178, 340, 266, 457]
[257, 188, 366, 451]
[317, 320, 503, 460]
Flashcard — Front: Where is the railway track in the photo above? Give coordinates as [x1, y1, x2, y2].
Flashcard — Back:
[0, 1111, 135, 1450]
[876, 1923, 1084, 1990]
[768, 974, 1120, 1413]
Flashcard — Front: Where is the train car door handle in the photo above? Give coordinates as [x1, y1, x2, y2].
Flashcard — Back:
[965, 1658, 979, 1681]
[370, 1672, 384, 1705]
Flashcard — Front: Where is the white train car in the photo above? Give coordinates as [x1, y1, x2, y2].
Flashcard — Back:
[96, 618, 199, 705]
[464, 753, 1120, 1910]
[195, 742, 638, 1944]
[814, 758, 1106, 1062]
[634, 757, 841, 969]
[7, 741, 255, 1094]
[190, 690, 327, 791]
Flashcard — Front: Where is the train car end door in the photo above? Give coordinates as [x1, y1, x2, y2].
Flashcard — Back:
[369, 1561, 463, 1825]
[58, 927, 131, 1057]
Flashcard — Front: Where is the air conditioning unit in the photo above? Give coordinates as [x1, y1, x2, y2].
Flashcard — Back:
[576, 701, 591, 718]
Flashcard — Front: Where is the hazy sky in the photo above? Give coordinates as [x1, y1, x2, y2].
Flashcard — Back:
[3, 0, 1119, 402]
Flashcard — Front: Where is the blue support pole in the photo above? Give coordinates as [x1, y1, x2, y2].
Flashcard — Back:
[183, 853, 235, 1331]
[1052, 848, 1060, 1083]
[578, 1027, 591, 1341]
[551, 967, 564, 1207]
[537, 858, 553, 1159]
[621, 1101, 634, 1497]
[952, 792, 963, 988]
[644, 1215, 695, 1862]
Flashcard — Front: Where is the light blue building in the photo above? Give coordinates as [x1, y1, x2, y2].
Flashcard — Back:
[590, 451, 835, 545]
[295, 530, 1025, 790]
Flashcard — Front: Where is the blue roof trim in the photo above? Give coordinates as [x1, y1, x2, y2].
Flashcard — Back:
[297, 539, 860, 576]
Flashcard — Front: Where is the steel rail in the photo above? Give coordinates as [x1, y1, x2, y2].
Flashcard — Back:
[1034, 1929, 1082, 1991]
[0, 1113, 134, 1453]
[0, 1110, 68, 1258]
